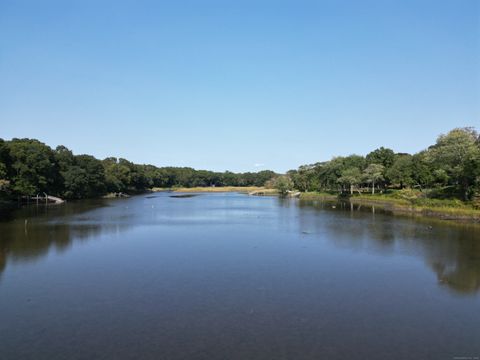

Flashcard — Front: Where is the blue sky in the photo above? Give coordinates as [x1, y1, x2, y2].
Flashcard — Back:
[1, 0, 479, 172]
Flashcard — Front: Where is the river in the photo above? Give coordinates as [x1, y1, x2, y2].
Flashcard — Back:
[0, 192, 479, 359]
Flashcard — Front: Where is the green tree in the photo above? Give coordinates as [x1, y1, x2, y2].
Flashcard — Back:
[366, 147, 395, 168]
[363, 164, 384, 194]
[274, 176, 294, 196]
[55, 145, 75, 171]
[288, 165, 314, 192]
[74, 155, 106, 197]
[343, 154, 366, 170]
[425, 127, 480, 199]
[103, 158, 131, 193]
[410, 151, 434, 190]
[221, 171, 238, 187]
[6, 139, 61, 196]
[338, 167, 362, 195]
[61, 166, 90, 198]
[386, 155, 413, 188]
[253, 170, 276, 187]
[0, 140, 9, 193]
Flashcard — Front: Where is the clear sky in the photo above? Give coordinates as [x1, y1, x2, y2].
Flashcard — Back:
[1, 0, 479, 173]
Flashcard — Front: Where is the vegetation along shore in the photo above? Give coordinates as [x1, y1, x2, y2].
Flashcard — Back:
[152, 186, 266, 193]
[298, 191, 480, 222]
[282, 127, 480, 222]
[0, 127, 479, 222]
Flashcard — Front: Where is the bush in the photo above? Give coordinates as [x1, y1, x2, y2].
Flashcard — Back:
[273, 176, 294, 196]
[392, 188, 422, 202]
[472, 193, 480, 209]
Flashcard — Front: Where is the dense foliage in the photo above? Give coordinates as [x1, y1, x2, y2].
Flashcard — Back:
[0, 138, 276, 200]
[286, 127, 480, 201]
[1, 127, 478, 204]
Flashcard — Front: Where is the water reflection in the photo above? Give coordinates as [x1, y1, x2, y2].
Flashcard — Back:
[298, 199, 480, 294]
[0, 195, 479, 296]
[0, 199, 131, 280]
[1, 193, 479, 360]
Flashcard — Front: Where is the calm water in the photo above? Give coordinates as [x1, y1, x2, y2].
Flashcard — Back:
[0, 193, 479, 360]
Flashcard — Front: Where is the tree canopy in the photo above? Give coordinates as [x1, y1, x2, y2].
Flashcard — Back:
[284, 127, 480, 201]
[1, 127, 478, 203]
[0, 138, 278, 200]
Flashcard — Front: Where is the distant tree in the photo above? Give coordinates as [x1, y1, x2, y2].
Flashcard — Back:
[254, 170, 277, 187]
[0, 162, 7, 181]
[103, 158, 131, 193]
[6, 139, 61, 196]
[432, 169, 449, 187]
[61, 166, 89, 198]
[54, 145, 76, 196]
[0, 139, 8, 183]
[176, 167, 193, 187]
[128, 163, 150, 191]
[317, 159, 344, 190]
[363, 164, 384, 194]
[410, 151, 434, 190]
[0, 141, 10, 192]
[425, 127, 480, 199]
[288, 166, 311, 192]
[0, 138, 9, 172]
[338, 167, 362, 195]
[386, 155, 413, 188]
[149, 167, 170, 188]
[274, 176, 294, 196]
[74, 155, 106, 197]
[0, 126, 477, 204]
[221, 171, 238, 187]
[55, 145, 75, 170]
[366, 147, 395, 168]
[343, 154, 366, 170]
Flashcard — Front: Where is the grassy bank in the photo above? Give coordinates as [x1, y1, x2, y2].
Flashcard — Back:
[300, 191, 480, 222]
[351, 194, 480, 221]
[299, 192, 338, 201]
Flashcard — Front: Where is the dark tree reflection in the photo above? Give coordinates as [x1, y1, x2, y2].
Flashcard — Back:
[0, 199, 130, 279]
[298, 199, 480, 294]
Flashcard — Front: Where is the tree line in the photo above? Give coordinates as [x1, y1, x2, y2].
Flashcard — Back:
[281, 127, 480, 201]
[0, 138, 276, 200]
[1, 127, 479, 203]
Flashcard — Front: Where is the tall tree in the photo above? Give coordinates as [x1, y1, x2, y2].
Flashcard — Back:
[74, 155, 106, 197]
[363, 164, 384, 194]
[6, 139, 61, 196]
[338, 167, 362, 195]
[366, 147, 395, 168]
[386, 155, 414, 188]
[426, 127, 480, 199]
[0, 139, 9, 193]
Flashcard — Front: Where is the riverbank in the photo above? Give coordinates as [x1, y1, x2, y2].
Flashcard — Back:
[299, 192, 480, 222]
[299, 192, 339, 201]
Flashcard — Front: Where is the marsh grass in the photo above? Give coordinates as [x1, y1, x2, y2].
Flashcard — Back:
[351, 194, 480, 220]
[299, 191, 480, 221]
[151, 186, 266, 193]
